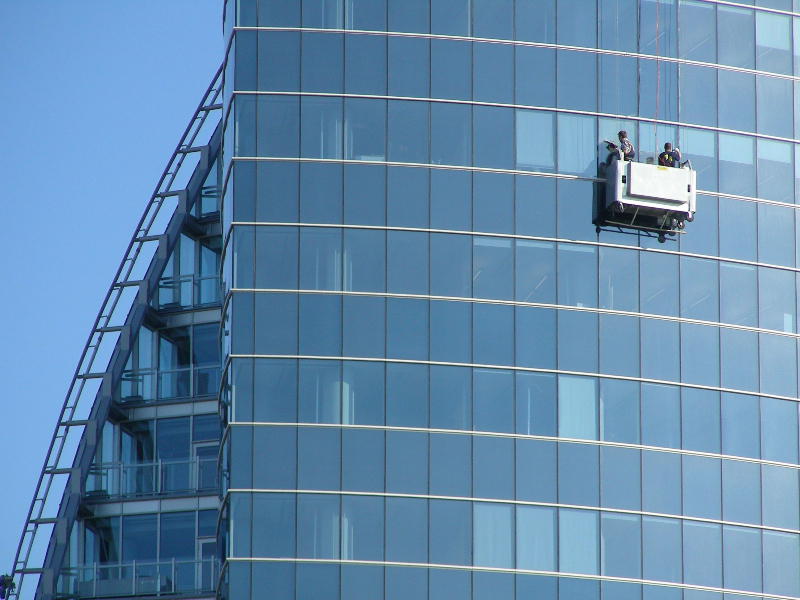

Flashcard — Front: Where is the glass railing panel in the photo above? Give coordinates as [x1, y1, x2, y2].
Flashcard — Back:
[195, 275, 221, 305]
[156, 276, 194, 309]
[198, 457, 218, 490]
[194, 366, 220, 397]
[59, 559, 219, 599]
[86, 459, 216, 498]
[119, 370, 156, 402]
[160, 461, 193, 493]
[158, 368, 192, 399]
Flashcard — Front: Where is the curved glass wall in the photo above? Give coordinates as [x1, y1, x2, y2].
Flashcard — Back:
[220, 0, 800, 599]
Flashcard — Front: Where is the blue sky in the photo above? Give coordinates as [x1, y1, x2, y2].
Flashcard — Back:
[0, 1, 221, 573]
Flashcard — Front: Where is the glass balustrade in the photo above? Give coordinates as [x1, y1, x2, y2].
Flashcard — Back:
[85, 457, 217, 498]
[58, 558, 220, 599]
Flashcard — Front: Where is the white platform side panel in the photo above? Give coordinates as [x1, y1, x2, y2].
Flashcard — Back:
[628, 162, 693, 204]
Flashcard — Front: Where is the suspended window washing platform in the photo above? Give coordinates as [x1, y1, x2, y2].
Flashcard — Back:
[595, 157, 697, 243]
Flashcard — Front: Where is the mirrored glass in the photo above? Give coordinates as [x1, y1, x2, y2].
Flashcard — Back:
[431, 39, 471, 100]
[762, 465, 800, 529]
[679, 0, 715, 62]
[387, 0, 429, 33]
[430, 0, 470, 35]
[721, 392, 759, 458]
[341, 360, 384, 424]
[387, 166, 428, 228]
[719, 262, 757, 326]
[722, 459, 761, 524]
[301, 32, 343, 92]
[601, 513, 641, 577]
[516, 372, 557, 435]
[599, 247, 638, 312]
[516, 47, 556, 107]
[517, 506, 556, 570]
[720, 329, 759, 392]
[386, 430, 428, 494]
[386, 362, 428, 427]
[683, 455, 721, 519]
[680, 323, 719, 386]
[388, 100, 429, 164]
[558, 443, 600, 506]
[557, 114, 597, 176]
[516, 0, 555, 42]
[642, 451, 681, 514]
[642, 517, 682, 583]
[760, 333, 797, 397]
[297, 429, 340, 490]
[601, 447, 641, 510]
[388, 37, 429, 97]
[258, 31, 300, 92]
[682, 522, 722, 587]
[558, 310, 598, 373]
[430, 365, 471, 430]
[517, 439, 557, 502]
[599, 314, 639, 377]
[342, 429, 384, 492]
[559, 509, 599, 575]
[763, 531, 800, 597]
[300, 96, 343, 159]
[757, 76, 793, 138]
[474, 43, 513, 104]
[758, 140, 794, 205]
[297, 494, 340, 558]
[429, 499, 471, 565]
[473, 368, 514, 432]
[386, 298, 429, 360]
[600, 379, 639, 443]
[474, 105, 514, 169]
[761, 397, 799, 463]
[473, 438, 514, 500]
[430, 103, 471, 167]
[344, 98, 386, 161]
[718, 6, 755, 69]
[256, 96, 300, 158]
[300, 163, 343, 225]
[516, 176, 556, 238]
[430, 301, 471, 363]
[385, 497, 428, 562]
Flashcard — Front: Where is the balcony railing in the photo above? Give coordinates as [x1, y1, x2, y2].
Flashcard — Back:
[155, 275, 220, 310]
[58, 558, 220, 599]
[119, 366, 220, 403]
[85, 457, 217, 498]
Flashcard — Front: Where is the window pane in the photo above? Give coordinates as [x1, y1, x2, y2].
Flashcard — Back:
[473, 503, 514, 568]
[517, 506, 556, 570]
[558, 376, 598, 440]
[559, 509, 599, 575]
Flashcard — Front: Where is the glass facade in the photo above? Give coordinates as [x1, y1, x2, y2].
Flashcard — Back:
[230, 0, 800, 599]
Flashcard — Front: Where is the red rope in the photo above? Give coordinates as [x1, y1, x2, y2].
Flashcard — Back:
[654, 0, 660, 156]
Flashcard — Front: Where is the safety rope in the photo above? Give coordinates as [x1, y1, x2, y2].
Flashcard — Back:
[654, 0, 660, 157]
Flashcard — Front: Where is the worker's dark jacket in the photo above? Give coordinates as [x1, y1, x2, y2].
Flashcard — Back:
[658, 151, 681, 167]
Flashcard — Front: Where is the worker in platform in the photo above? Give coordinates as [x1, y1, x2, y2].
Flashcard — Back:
[616, 130, 635, 161]
[658, 143, 681, 167]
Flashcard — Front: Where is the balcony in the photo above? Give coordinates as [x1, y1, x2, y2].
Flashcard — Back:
[85, 457, 217, 498]
[155, 275, 220, 310]
[119, 366, 220, 403]
[58, 558, 220, 599]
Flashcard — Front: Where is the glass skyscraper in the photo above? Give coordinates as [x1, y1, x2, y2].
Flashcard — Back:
[14, 1, 800, 600]
[221, 0, 800, 599]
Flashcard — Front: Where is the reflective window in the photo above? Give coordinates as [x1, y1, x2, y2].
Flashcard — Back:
[559, 509, 599, 575]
